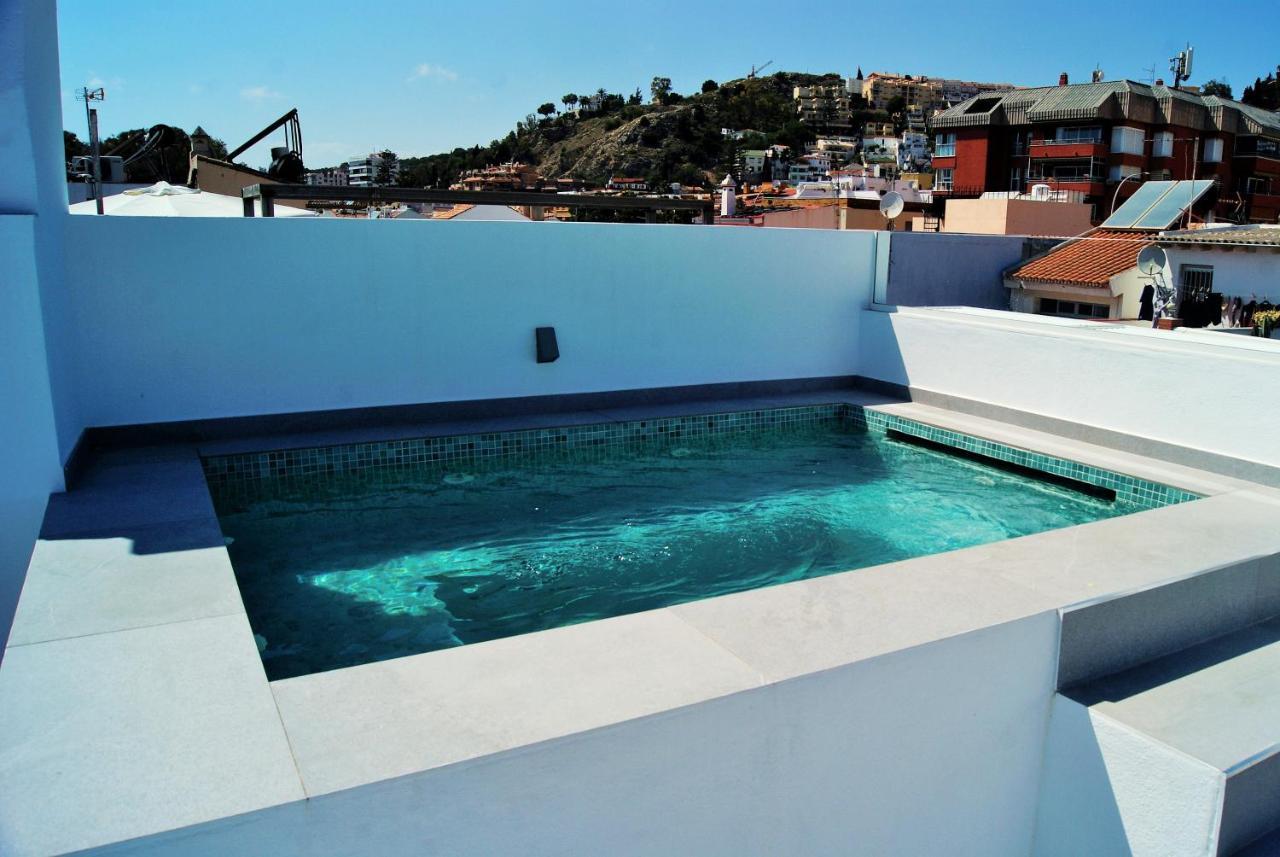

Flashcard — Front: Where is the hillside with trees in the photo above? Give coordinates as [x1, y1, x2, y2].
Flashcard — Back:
[398, 71, 886, 191]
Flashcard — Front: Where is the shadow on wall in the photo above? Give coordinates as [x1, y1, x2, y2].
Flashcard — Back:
[885, 233, 1041, 310]
[1031, 697, 1130, 856]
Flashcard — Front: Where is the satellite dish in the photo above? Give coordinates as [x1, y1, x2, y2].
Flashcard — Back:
[879, 191, 905, 220]
[1137, 245, 1167, 275]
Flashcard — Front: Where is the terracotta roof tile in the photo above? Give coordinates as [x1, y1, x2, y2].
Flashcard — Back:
[1011, 229, 1153, 289]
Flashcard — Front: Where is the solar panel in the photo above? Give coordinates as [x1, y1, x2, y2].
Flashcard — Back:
[1130, 180, 1216, 229]
[1102, 181, 1176, 228]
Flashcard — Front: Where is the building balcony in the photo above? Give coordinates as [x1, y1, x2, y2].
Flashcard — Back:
[1028, 140, 1108, 159]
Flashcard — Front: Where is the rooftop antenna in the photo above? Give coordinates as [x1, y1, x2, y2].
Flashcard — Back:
[1091, 66, 1105, 83]
[75, 86, 106, 214]
[1141, 64, 1157, 86]
[1169, 44, 1194, 89]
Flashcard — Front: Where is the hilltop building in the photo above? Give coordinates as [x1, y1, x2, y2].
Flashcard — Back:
[305, 166, 349, 187]
[793, 80, 857, 136]
[345, 151, 399, 187]
[452, 162, 543, 192]
[860, 73, 1014, 117]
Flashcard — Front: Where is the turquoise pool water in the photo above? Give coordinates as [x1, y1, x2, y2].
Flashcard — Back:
[218, 424, 1133, 680]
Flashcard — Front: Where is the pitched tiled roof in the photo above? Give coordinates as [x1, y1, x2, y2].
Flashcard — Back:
[1009, 229, 1153, 288]
[1158, 225, 1280, 247]
[935, 80, 1280, 134]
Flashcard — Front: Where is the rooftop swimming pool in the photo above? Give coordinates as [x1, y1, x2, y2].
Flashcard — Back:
[207, 406, 1197, 680]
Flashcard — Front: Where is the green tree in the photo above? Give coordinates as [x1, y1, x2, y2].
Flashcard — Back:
[650, 76, 672, 104]
[701, 79, 718, 93]
[885, 95, 908, 135]
[1201, 79, 1233, 99]
[373, 149, 397, 186]
[537, 102, 556, 120]
[1242, 70, 1279, 110]
[562, 93, 578, 112]
[63, 130, 89, 163]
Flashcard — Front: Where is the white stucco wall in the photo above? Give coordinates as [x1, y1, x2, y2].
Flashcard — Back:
[60, 217, 876, 428]
[1033, 695, 1224, 857]
[1162, 245, 1280, 304]
[858, 306, 1280, 465]
[85, 614, 1060, 856]
[0, 0, 70, 646]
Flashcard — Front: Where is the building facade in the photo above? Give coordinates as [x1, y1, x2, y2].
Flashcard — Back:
[860, 73, 1014, 117]
[793, 80, 856, 136]
[304, 166, 349, 187]
[606, 176, 649, 192]
[931, 78, 1280, 223]
[345, 151, 399, 187]
[453, 163, 543, 192]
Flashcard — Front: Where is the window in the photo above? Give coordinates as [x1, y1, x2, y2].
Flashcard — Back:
[1180, 265, 1214, 300]
[1039, 298, 1110, 319]
[1111, 126, 1145, 155]
[935, 168, 953, 191]
[934, 132, 956, 157]
[1203, 138, 1223, 163]
[1108, 164, 1141, 182]
[1051, 164, 1102, 182]
[1152, 131, 1174, 158]
[1054, 126, 1103, 144]
[1010, 166, 1023, 191]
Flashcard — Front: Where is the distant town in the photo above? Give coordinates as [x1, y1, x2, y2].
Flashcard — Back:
[66, 62, 1280, 234]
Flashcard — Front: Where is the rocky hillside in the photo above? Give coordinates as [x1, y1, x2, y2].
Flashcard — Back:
[399, 71, 877, 190]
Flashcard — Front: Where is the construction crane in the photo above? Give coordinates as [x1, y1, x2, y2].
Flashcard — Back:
[748, 60, 773, 79]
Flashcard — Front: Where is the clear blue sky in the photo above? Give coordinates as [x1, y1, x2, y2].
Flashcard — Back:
[58, 0, 1279, 167]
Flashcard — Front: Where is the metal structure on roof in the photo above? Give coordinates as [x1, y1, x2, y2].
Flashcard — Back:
[1101, 180, 1216, 230]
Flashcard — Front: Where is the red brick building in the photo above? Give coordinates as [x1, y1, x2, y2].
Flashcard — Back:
[931, 77, 1280, 224]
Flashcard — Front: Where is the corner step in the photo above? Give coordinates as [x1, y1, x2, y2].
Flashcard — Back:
[1034, 616, 1280, 856]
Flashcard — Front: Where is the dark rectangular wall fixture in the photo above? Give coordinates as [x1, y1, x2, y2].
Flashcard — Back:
[535, 327, 559, 363]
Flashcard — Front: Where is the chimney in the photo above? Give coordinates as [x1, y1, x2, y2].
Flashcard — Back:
[1058, 73, 1069, 87]
[1156, 78, 1165, 86]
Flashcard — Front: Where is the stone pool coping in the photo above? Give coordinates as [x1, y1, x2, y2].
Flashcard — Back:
[3, 390, 1280, 854]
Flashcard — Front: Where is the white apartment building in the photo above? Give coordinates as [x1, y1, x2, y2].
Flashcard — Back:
[901, 131, 929, 166]
[788, 155, 830, 183]
[304, 166, 349, 187]
[345, 151, 400, 187]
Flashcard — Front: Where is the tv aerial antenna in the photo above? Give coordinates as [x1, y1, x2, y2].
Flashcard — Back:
[75, 86, 107, 214]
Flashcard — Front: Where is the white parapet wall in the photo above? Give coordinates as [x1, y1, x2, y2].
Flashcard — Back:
[858, 305, 1280, 468]
[58, 217, 878, 436]
[54, 611, 1061, 856]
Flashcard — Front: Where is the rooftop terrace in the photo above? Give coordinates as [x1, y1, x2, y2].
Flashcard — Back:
[3, 3, 1280, 855]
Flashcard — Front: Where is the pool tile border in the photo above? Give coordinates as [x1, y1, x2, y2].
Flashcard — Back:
[201, 404, 1197, 511]
[860, 410, 1200, 509]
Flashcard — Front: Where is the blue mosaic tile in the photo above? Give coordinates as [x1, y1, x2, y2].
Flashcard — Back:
[202, 403, 1198, 512]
